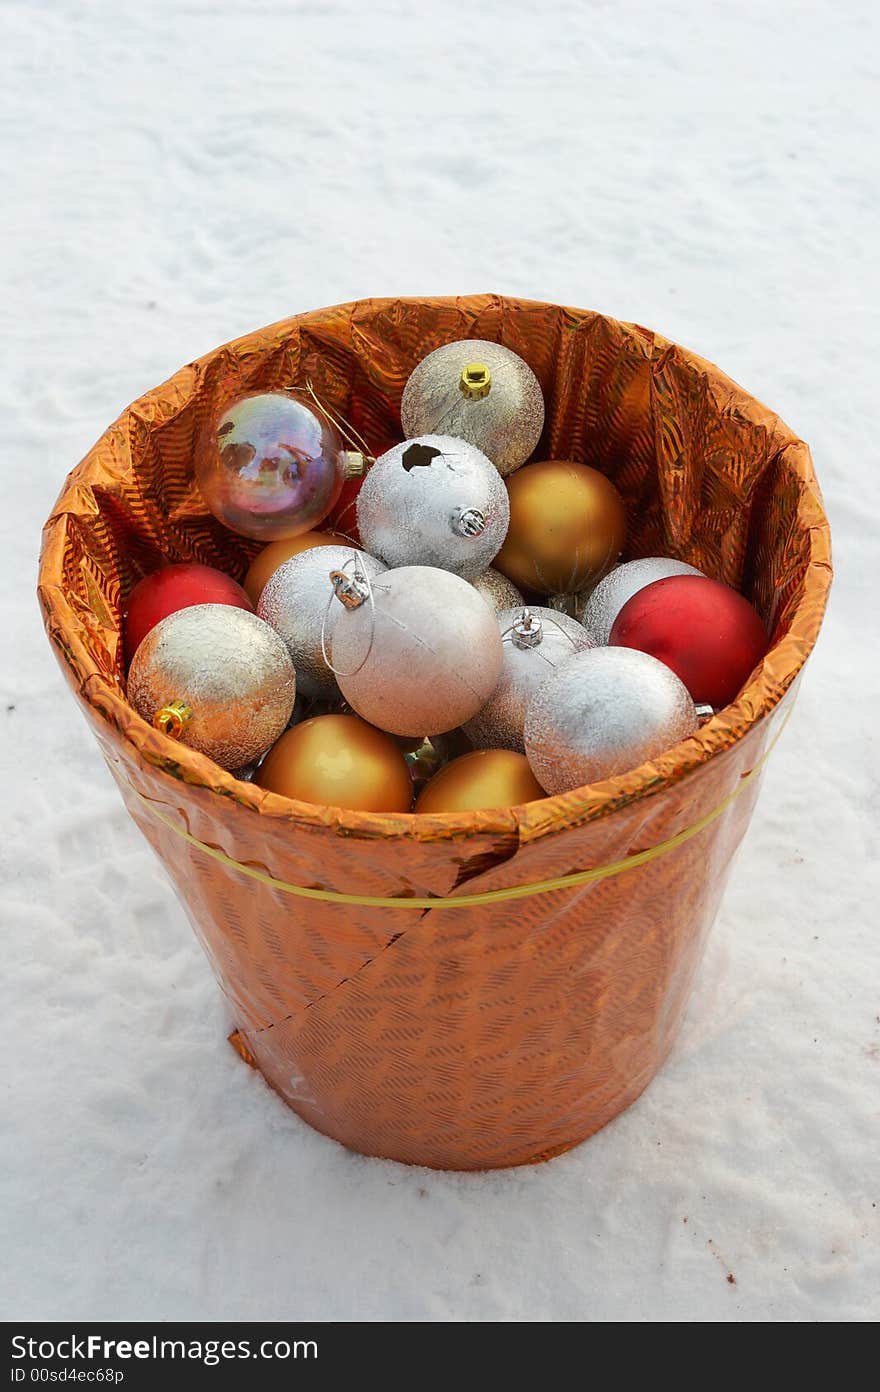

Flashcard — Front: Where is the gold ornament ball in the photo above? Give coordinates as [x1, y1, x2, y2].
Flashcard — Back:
[243, 530, 342, 605]
[127, 604, 296, 771]
[493, 460, 626, 595]
[256, 714, 413, 813]
[415, 749, 545, 814]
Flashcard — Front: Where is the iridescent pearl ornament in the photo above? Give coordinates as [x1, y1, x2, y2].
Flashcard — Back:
[196, 390, 365, 542]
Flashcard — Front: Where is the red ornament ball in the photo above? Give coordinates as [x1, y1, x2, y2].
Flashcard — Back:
[124, 562, 253, 666]
[609, 574, 768, 708]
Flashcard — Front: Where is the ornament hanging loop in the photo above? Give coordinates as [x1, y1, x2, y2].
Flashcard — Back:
[153, 700, 192, 739]
[321, 554, 378, 679]
[459, 362, 492, 400]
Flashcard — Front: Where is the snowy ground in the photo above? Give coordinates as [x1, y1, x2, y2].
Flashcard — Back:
[2, 0, 877, 1323]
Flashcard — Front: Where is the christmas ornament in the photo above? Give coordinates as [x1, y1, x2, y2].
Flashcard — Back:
[356, 435, 509, 580]
[328, 564, 504, 736]
[257, 544, 386, 700]
[398, 733, 459, 795]
[127, 604, 296, 771]
[196, 390, 366, 541]
[415, 749, 544, 814]
[255, 714, 412, 813]
[609, 575, 768, 708]
[494, 460, 626, 594]
[470, 567, 524, 614]
[463, 606, 594, 752]
[401, 339, 544, 476]
[584, 557, 706, 645]
[124, 562, 253, 666]
[524, 647, 697, 793]
[243, 529, 342, 605]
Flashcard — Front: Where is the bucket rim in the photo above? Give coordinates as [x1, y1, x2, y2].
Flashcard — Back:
[38, 293, 833, 844]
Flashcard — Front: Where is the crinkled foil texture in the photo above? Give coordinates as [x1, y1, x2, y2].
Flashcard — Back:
[38, 295, 832, 1170]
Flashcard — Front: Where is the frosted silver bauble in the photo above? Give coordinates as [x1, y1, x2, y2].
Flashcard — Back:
[356, 435, 509, 580]
[127, 604, 296, 771]
[463, 606, 594, 753]
[401, 339, 544, 477]
[470, 568, 524, 614]
[524, 647, 697, 793]
[257, 544, 386, 700]
[328, 565, 503, 736]
[585, 557, 705, 644]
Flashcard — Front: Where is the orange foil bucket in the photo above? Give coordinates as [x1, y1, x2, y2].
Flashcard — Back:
[38, 296, 831, 1170]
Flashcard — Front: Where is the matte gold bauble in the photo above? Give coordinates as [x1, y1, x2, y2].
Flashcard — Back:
[243, 530, 342, 605]
[414, 749, 544, 814]
[493, 460, 626, 595]
[255, 714, 412, 813]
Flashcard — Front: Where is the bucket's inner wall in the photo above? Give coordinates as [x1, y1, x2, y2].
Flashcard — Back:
[51, 299, 813, 692]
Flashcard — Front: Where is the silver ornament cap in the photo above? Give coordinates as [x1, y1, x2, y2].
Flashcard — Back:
[463, 605, 594, 752]
[524, 646, 698, 793]
[356, 434, 510, 580]
[401, 339, 545, 476]
[127, 604, 296, 771]
[257, 544, 386, 699]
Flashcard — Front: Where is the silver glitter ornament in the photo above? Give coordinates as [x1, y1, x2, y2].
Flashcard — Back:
[356, 435, 509, 580]
[463, 606, 594, 752]
[127, 604, 296, 771]
[328, 565, 503, 736]
[257, 544, 386, 700]
[470, 567, 524, 614]
[524, 647, 697, 793]
[584, 557, 705, 645]
[401, 339, 545, 477]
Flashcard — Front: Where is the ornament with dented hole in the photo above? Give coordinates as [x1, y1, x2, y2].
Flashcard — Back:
[356, 435, 510, 579]
[326, 562, 503, 736]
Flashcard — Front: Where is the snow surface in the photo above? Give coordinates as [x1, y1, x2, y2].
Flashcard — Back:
[2, 0, 877, 1323]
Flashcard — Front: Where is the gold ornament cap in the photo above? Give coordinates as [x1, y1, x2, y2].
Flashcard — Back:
[459, 362, 492, 400]
[340, 450, 369, 479]
[153, 700, 192, 739]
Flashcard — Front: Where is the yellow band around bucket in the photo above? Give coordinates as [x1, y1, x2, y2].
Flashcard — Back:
[115, 708, 790, 911]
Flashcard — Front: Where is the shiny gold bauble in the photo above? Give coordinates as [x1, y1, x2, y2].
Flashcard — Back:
[127, 604, 296, 771]
[493, 460, 626, 595]
[243, 530, 342, 605]
[414, 748, 544, 814]
[255, 714, 412, 813]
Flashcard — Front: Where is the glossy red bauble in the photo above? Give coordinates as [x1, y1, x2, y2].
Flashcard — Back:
[609, 574, 768, 708]
[124, 562, 253, 666]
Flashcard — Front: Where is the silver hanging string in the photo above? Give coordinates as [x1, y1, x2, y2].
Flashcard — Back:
[498, 607, 584, 669]
[319, 552, 378, 679]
